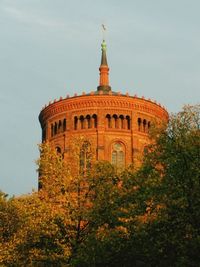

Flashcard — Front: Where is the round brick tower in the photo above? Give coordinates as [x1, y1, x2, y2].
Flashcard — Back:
[39, 40, 168, 169]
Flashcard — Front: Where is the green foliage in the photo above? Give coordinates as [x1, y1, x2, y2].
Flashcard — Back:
[73, 105, 200, 266]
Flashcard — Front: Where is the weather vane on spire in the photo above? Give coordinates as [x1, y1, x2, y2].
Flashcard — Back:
[102, 24, 106, 41]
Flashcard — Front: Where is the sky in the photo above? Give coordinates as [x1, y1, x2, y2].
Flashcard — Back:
[0, 0, 199, 196]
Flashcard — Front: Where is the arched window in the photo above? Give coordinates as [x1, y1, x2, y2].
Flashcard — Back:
[147, 121, 151, 132]
[63, 119, 66, 132]
[54, 122, 57, 135]
[119, 115, 124, 129]
[138, 118, 141, 131]
[51, 124, 54, 137]
[55, 146, 63, 159]
[86, 115, 91, 128]
[126, 115, 131, 130]
[74, 116, 78, 130]
[92, 114, 97, 128]
[58, 120, 62, 133]
[113, 114, 118, 128]
[80, 141, 91, 174]
[106, 114, 111, 128]
[56, 146, 62, 154]
[80, 115, 84, 129]
[111, 142, 125, 171]
[143, 119, 147, 132]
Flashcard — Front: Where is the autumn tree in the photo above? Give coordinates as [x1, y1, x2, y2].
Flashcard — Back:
[37, 138, 116, 265]
[148, 104, 200, 266]
[0, 139, 86, 266]
[0, 192, 73, 266]
[36, 139, 123, 266]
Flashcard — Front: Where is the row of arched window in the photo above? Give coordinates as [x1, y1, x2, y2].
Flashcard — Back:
[51, 119, 66, 137]
[74, 114, 97, 130]
[50, 116, 151, 136]
[106, 114, 131, 130]
[138, 118, 151, 133]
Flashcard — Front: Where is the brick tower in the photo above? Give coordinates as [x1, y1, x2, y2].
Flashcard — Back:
[39, 39, 168, 169]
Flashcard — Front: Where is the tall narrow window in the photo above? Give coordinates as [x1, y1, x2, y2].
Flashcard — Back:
[138, 118, 141, 131]
[58, 120, 62, 133]
[86, 115, 91, 128]
[80, 141, 91, 174]
[118, 151, 125, 167]
[147, 121, 151, 132]
[111, 151, 117, 165]
[54, 122, 57, 135]
[143, 119, 147, 132]
[126, 115, 131, 130]
[111, 142, 125, 171]
[63, 119, 66, 132]
[80, 115, 84, 129]
[51, 124, 54, 137]
[113, 114, 118, 128]
[74, 117, 78, 130]
[106, 114, 111, 128]
[93, 114, 97, 128]
[119, 115, 124, 129]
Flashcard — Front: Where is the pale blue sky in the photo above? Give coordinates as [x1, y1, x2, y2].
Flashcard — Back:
[0, 0, 199, 196]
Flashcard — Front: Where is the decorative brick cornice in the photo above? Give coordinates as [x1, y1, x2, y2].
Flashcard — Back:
[39, 94, 168, 125]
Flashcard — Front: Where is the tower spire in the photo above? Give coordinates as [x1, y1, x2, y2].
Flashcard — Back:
[97, 32, 111, 92]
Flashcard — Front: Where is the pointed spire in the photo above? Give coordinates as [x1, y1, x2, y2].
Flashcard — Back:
[97, 40, 111, 92]
[101, 40, 108, 65]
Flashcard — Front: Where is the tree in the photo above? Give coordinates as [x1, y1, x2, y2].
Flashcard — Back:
[1, 141, 77, 266]
[37, 139, 119, 265]
[71, 161, 123, 266]
[0, 191, 22, 245]
[74, 104, 200, 267]
[120, 104, 200, 266]
[0, 192, 72, 266]
[152, 104, 200, 266]
[37, 139, 123, 266]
